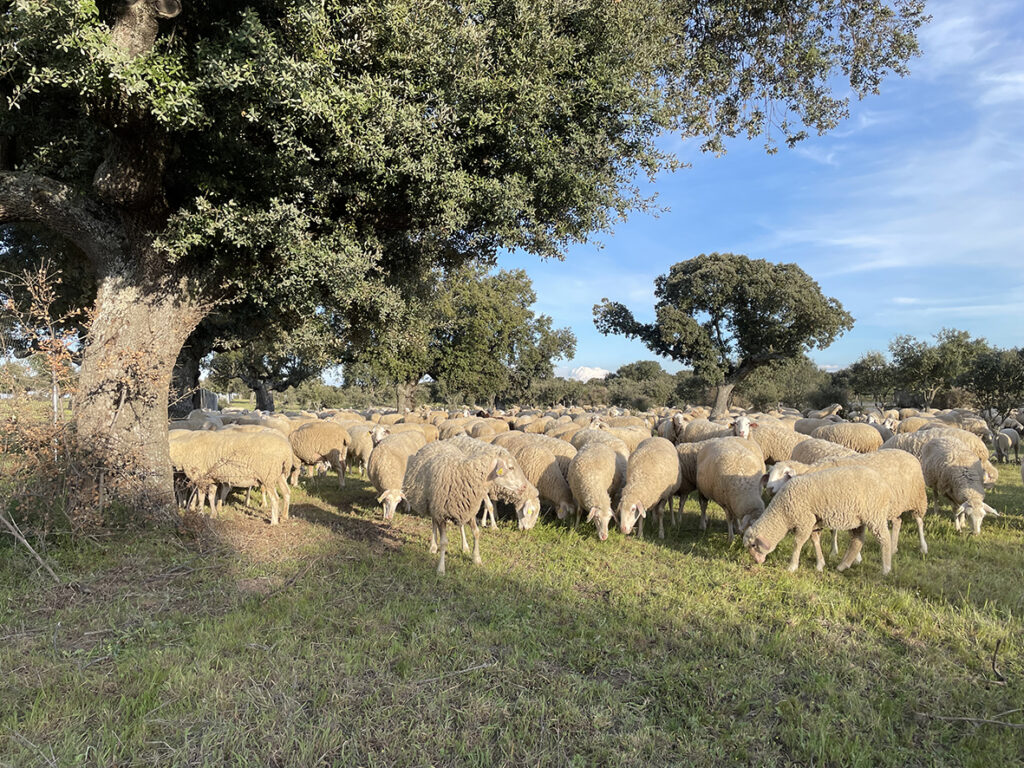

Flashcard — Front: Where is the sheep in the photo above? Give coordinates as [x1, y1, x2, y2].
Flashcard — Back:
[568, 442, 627, 541]
[656, 412, 688, 443]
[488, 433, 575, 520]
[446, 436, 540, 530]
[763, 449, 929, 556]
[1000, 417, 1024, 435]
[288, 421, 351, 488]
[750, 426, 808, 464]
[673, 442, 702, 526]
[345, 423, 375, 477]
[402, 442, 523, 574]
[618, 437, 683, 539]
[597, 424, 653, 452]
[994, 428, 1020, 463]
[682, 415, 756, 443]
[919, 436, 1002, 535]
[790, 438, 858, 465]
[695, 437, 766, 541]
[882, 429, 998, 486]
[367, 431, 427, 521]
[743, 465, 895, 575]
[794, 416, 843, 435]
[811, 422, 884, 453]
[570, 429, 630, 462]
[806, 403, 843, 419]
[169, 429, 292, 525]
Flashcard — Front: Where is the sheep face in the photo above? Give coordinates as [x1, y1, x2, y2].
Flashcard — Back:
[516, 495, 541, 530]
[377, 489, 405, 522]
[557, 500, 575, 521]
[586, 506, 615, 541]
[763, 463, 797, 495]
[733, 416, 756, 439]
[742, 529, 776, 564]
[955, 501, 1001, 534]
[370, 426, 390, 445]
[618, 502, 646, 536]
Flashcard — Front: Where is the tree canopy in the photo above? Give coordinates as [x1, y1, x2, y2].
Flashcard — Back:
[594, 253, 854, 415]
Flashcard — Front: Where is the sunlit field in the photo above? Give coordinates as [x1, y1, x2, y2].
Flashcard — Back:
[2, 459, 1022, 766]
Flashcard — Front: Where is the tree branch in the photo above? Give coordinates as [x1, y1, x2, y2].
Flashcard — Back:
[0, 172, 121, 270]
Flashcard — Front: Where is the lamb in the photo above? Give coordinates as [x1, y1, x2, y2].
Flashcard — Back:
[790, 438, 857, 465]
[743, 465, 895, 575]
[402, 441, 525, 573]
[288, 421, 351, 487]
[994, 428, 1020, 463]
[749, 425, 808, 464]
[367, 430, 428, 521]
[811, 422, 884, 453]
[568, 442, 627, 541]
[763, 449, 929, 555]
[618, 437, 683, 539]
[695, 437, 766, 541]
[169, 429, 292, 525]
[919, 436, 1002, 534]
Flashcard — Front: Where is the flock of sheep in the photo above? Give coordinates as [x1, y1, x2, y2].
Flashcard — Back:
[167, 401, 1019, 575]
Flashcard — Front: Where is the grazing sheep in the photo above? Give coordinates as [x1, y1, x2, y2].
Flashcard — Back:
[345, 423, 375, 477]
[402, 443, 522, 574]
[790, 438, 858, 465]
[289, 421, 351, 487]
[491, 434, 576, 520]
[744, 465, 895, 575]
[695, 437, 766, 541]
[367, 431, 428, 521]
[763, 449, 929, 555]
[673, 442, 703, 526]
[447, 436, 540, 530]
[811, 422, 884, 453]
[750, 426, 808, 464]
[568, 442, 627, 541]
[994, 428, 1020, 463]
[618, 437, 683, 539]
[919, 436, 1002, 535]
[883, 428, 998, 486]
[169, 429, 292, 525]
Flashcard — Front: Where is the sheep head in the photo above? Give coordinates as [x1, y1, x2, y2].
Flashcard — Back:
[586, 506, 614, 541]
[376, 489, 405, 522]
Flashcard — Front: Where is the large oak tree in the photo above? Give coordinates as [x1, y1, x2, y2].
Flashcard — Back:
[0, 1, 925, 515]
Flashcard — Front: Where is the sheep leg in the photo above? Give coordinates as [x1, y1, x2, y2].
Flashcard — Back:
[267, 484, 280, 526]
[837, 526, 865, 572]
[670, 495, 678, 528]
[437, 520, 448, 575]
[334, 456, 346, 489]
[217, 484, 230, 513]
[867, 520, 892, 576]
[277, 475, 291, 520]
[657, 501, 665, 540]
[460, 524, 470, 553]
[289, 466, 299, 487]
[831, 529, 839, 556]
[638, 514, 644, 539]
[915, 515, 927, 554]
[788, 523, 814, 572]
[698, 494, 709, 531]
[726, 516, 734, 544]
[809, 530, 826, 572]
[890, 515, 902, 554]
[429, 520, 439, 554]
[469, 516, 483, 566]
[244, 487, 252, 508]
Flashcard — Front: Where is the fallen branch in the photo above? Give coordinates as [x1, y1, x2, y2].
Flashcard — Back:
[413, 660, 497, 686]
[0, 510, 61, 585]
[915, 711, 1024, 729]
[991, 638, 1007, 684]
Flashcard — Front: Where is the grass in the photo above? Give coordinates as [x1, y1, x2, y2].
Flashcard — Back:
[2, 464, 1023, 766]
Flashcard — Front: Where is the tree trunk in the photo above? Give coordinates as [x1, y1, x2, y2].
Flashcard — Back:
[169, 340, 203, 418]
[254, 382, 275, 412]
[74, 272, 203, 520]
[709, 383, 735, 419]
[396, 381, 416, 412]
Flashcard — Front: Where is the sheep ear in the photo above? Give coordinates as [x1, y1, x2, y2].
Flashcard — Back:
[586, 507, 598, 522]
[376, 492, 388, 503]
[750, 422, 759, 430]
[485, 458, 505, 480]
[759, 473, 769, 490]
[636, 503, 646, 519]
[983, 503, 1001, 516]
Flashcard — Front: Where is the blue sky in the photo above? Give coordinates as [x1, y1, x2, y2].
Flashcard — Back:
[497, 0, 1024, 379]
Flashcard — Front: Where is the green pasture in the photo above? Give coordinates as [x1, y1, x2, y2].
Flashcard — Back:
[2, 460, 1023, 766]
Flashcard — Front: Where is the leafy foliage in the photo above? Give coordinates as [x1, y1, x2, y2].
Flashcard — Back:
[889, 329, 991, 408]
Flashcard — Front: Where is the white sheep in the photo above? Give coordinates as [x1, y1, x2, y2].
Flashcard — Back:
[367, 430, 428, 521]
[288, 421, 351, 488]
[994, 428, 1020, 463]
[695, 437, 766, 542]
[744, 465, 895, 575]
[794, 416, 843, 435]
[568, 442, 627, 541]
[811, 422, 884, 453]
[789, 438, 857, 465]
[682, 415, 756, 443]
[805, 403, 843, 419]
[882, 428, 998, 487]
[488, 433, 575, 520]
[919, 436, 1002, 535]
[618, 437, 683, 539]
[447, 436, 540, 530]
[749, 425, 808, 464]
[402, 441, 524, 574]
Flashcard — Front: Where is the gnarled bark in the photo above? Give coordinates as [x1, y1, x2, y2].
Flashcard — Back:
[254, 382, 275, 412]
